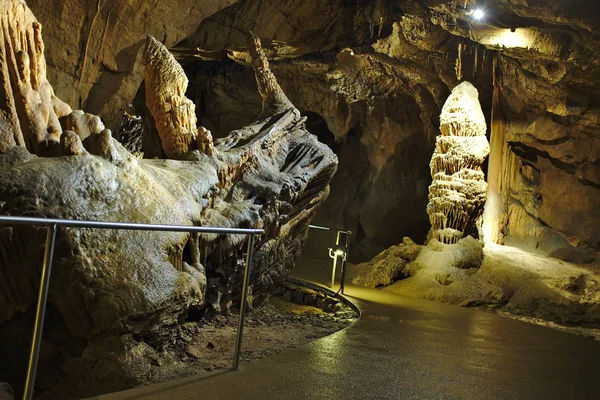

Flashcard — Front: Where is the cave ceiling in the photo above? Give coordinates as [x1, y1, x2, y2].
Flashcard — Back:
[28, 0, 600, 259]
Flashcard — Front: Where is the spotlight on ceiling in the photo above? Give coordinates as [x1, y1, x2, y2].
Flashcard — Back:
[472, 8, 485, 20]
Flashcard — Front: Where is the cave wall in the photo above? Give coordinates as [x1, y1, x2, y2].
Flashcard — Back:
[182, 0, 493, 260]
[486, 54, 600, 255]
[182, 0, 599, 261]
[30, 0, 600, 261]
[26, 0, 239, 128]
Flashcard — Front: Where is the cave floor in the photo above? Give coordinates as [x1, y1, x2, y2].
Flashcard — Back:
[92, 258, 600, 400]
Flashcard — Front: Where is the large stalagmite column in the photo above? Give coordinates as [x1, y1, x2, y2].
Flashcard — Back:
[427, 81, 490, 244]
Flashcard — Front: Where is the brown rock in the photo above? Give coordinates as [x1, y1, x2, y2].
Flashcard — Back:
[27, 0, 238, 128]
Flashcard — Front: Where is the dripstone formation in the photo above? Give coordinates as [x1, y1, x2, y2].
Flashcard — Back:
[0, 0, 336, 396]
[427, 81, 489, 244]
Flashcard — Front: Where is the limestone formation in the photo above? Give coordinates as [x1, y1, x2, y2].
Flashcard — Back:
[25, 0, 238, 128]
[427, 81, 490, 244]
[143, 36, 214, 158]
[0, 0, 121, 159]
[177, 0, 600, 260]
[248, 32, 295, 118]
[0, 1, 69, 154]
[0, 1, 337, 395]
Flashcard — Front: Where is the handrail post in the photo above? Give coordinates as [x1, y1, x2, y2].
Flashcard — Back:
[232, 233, 255, 370]
[340, 231, 351, 294]
[24, 223, 58, 400]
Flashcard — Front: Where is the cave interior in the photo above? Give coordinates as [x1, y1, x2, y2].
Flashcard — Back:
[0, 0, 599, 398]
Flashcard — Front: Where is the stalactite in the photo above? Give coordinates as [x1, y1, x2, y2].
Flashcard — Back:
[473, 45, 479, 77]
[455, 43, 463, 81]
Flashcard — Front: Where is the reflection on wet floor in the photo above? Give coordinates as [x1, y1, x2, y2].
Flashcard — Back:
[97, 256, 600, 400]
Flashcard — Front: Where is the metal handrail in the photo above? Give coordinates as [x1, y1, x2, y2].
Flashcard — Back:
[0, 215, 264, 400]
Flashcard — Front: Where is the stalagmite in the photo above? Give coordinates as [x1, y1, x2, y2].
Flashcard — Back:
[0, 0, 120, 158]
[143, 35, 214, 158]
[248, 32, 295, 118]
[427, 81, 490, 244]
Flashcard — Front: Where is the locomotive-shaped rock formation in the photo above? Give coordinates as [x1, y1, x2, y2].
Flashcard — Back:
[0, 0, 337, 394]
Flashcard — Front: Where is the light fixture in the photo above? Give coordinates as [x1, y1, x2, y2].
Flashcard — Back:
[327, 230, 351, 291]
[472, 8, 485, 20]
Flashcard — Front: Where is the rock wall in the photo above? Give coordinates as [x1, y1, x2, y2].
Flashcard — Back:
[181, 0, 598, 260]
[26, 0, 238, 128]
[17, 0, 600, 261]
[485, 55, 600, 256]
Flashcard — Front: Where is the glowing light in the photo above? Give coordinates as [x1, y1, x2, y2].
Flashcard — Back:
[472, 8, 485, 20]
[496, 29, 531, 48]
[473, 28, 535, 50]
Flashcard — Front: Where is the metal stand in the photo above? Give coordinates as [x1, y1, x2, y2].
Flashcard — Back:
[339, 257, 348, 295]
[329, 252, 339, 288]
[328, 230, 351, 291]
[24, 224, 57, 400]
[232, 234, 256, 370]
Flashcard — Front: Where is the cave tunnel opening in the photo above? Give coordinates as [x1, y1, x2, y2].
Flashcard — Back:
[301, 111, 342, 155]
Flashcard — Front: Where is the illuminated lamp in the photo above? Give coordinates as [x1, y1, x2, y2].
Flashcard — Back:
[473, 8, 485, 20]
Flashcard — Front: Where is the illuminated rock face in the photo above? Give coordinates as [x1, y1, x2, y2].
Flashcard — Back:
[427, 81, 490, 244]
[143, 36, 214, 158]
[0, 0, 336, 391]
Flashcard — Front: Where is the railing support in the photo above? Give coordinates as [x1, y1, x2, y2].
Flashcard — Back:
[23, 224, 57, 400]
[233, 233, 255, 370]
[330, 254, 338, 289]
[0, 215, 263, 393]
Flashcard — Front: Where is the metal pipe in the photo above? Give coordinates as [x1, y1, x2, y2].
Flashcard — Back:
[343, 231, 352, 294]
[330, 255, 338, 289]
[23, 224, 57, 400]
[232, 233, 256, 370]
[339, 258, 347, 294]
[308, 224, 330, 231]
[0, 216, 264, 235]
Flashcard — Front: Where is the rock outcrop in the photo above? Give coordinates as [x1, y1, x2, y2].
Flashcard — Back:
[427, 81, 490, 244]
[0, 1, 336, 396]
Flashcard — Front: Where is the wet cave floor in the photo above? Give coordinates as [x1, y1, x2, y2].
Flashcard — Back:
[145, 297, 357, 382]
[38, 290, 358, 399]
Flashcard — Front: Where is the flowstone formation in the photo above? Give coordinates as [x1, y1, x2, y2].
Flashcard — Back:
[427, 81, 490, 244]
[0, 0, 336, 396]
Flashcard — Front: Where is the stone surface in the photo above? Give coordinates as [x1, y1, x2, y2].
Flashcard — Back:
[176, 0, 599, 261]
[427, 81, 490, 244]
[143, 36, 213, 158]
[26, 0, 239, 129]
[0, 2, 337, 396]
[0, 383, 13, 400]
[349, 237, 421, 288]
